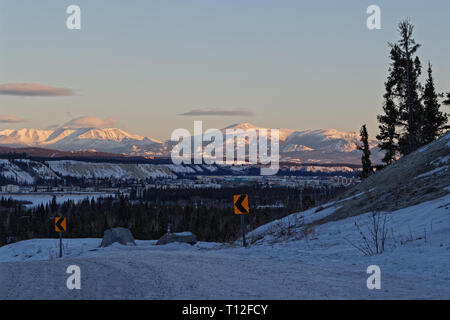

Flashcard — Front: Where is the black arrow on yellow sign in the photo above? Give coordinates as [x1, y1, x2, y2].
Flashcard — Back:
[55, 217, 66, 232]
[234, 194, 249, 247]
[54, 217, 66, 258]
[234, 194, 249, 215]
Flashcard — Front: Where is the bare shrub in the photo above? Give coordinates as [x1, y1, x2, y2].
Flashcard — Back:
[345, 211, 390, 256]
[301, 224, 316, 242]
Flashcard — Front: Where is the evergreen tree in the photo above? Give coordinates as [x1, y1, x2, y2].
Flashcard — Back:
[389, 20, 424, 155]
[377, 61, 400, 165]
[357, 125, 372, 179]
[0, 220, 6, 246]
[422, 63, 448, 144]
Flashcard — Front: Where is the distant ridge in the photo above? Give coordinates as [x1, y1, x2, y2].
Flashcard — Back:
[0, 124, 383, 164]
[0, 145, 129, 159]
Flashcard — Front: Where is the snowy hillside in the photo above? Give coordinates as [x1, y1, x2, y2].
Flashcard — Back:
[323, 132, 450, 221]
[0, 159, 59, 183]
[0, 159, 178, 183]
[0, 159, 222, 183]
[47, 160, 176, 180]
[0, 159, 273, 183]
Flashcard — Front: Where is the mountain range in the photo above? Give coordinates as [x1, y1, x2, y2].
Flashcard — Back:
[0, 124, 383, 164]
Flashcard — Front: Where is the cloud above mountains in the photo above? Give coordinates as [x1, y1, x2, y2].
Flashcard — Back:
[179, 107, 254, 117]
[0, 114, 26, 123]
[0, 83, 74, 97]
[61, 116, 117, 128]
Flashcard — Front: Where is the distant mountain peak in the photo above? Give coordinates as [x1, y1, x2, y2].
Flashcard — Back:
[223, 122, 263, 130]
[0, 124, 383, 164]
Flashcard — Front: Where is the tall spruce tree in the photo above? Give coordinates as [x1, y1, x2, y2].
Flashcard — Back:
[377, 54, 400, 165]
[0, 220, 6, 246]
[393, 20, 424, 155]
[422, 62, 448, 144]
[357, 125, 372, 179]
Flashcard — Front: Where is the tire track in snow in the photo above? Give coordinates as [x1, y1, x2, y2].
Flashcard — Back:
[0, 248, 448, 299]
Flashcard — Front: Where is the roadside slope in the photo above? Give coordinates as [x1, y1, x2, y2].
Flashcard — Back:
[322, 132, 449, 222]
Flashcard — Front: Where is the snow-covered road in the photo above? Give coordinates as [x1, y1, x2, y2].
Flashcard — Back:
[1, 194, 448, 300]
[0, 245, 448, 300]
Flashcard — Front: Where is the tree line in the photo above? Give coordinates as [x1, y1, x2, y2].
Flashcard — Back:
[357, 19, 448, 178]
[0, 185, 345, 246]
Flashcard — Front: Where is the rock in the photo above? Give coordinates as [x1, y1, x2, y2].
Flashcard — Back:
[100, 227, 136, 247]
[156, 232, 197, 245]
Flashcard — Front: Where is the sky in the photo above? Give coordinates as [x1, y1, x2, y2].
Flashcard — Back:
[0, 0, 449, 140]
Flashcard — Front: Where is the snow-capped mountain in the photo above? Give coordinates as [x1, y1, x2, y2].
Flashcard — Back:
[222, 123, 295, 141]
[0, 127, 165, 157]
[220, 123, 382, 164]
[280, 128, 382, 163]
[0, 124, 382, 164]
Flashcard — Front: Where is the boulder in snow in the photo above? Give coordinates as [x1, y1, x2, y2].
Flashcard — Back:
[156, 232, 197, 245]
[100, 227, 136, 247]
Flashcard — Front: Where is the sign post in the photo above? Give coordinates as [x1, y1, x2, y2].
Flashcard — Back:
[55, 217, 67, 258]
[59, 231, 62, 258]
[233, 194, 249, 247]
[241, 215, 246, 247]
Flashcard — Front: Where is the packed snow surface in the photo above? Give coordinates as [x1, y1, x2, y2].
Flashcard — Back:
[0, 194, 448, 299]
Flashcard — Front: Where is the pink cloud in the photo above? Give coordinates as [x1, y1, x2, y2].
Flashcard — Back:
[0, 114, 26, 123]
[179, 107, 254, 116]
[0, 83, 74, 97]
[62, 116, 117, 128]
